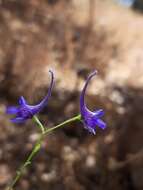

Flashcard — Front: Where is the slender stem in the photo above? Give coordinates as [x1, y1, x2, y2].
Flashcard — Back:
[44, 114, 81, 135]
[7, 134, 43, 190]
[32, 116, 45, 134]
[6, 114, 81, 190]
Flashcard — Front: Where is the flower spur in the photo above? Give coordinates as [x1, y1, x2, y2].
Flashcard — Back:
[80, 70, 107, 134]
[6, 70, 54, 123]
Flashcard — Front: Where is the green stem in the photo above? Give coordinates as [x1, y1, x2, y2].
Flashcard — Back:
[32, 116, 45, 134]
[6, 114, 81, 190]
[44, 114, 81, 135]
[7, 134, 43, 190]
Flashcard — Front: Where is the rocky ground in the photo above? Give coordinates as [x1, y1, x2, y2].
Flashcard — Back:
[0, 0, 143, 190]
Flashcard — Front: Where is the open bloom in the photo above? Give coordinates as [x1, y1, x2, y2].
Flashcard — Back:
[80, 71, 107, 134]
[6, 70, 54, 123]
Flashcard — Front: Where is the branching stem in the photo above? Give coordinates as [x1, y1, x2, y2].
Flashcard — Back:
[6, 114, 81, 190]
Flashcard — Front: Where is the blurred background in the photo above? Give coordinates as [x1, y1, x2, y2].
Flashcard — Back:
[0, 0, 143, 189]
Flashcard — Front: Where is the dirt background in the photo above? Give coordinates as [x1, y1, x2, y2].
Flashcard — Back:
[0, 0, 143, 190]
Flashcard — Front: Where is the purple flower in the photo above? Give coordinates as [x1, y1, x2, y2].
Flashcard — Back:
[6, 70, 54, 123]
[80, 71, 107, 134]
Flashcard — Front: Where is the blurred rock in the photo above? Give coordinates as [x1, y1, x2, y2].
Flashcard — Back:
[0, 164, 11, 186]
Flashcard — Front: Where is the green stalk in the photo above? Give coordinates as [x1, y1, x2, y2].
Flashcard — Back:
[44, 114, 81, 135]
[7, 134, 42, 190]
[32, 116, 45, 134]
[6, 114, 81, 190]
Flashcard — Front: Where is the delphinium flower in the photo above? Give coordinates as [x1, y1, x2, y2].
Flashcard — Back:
[6, 70, 54, 123]
[80, 70, 107, 134]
